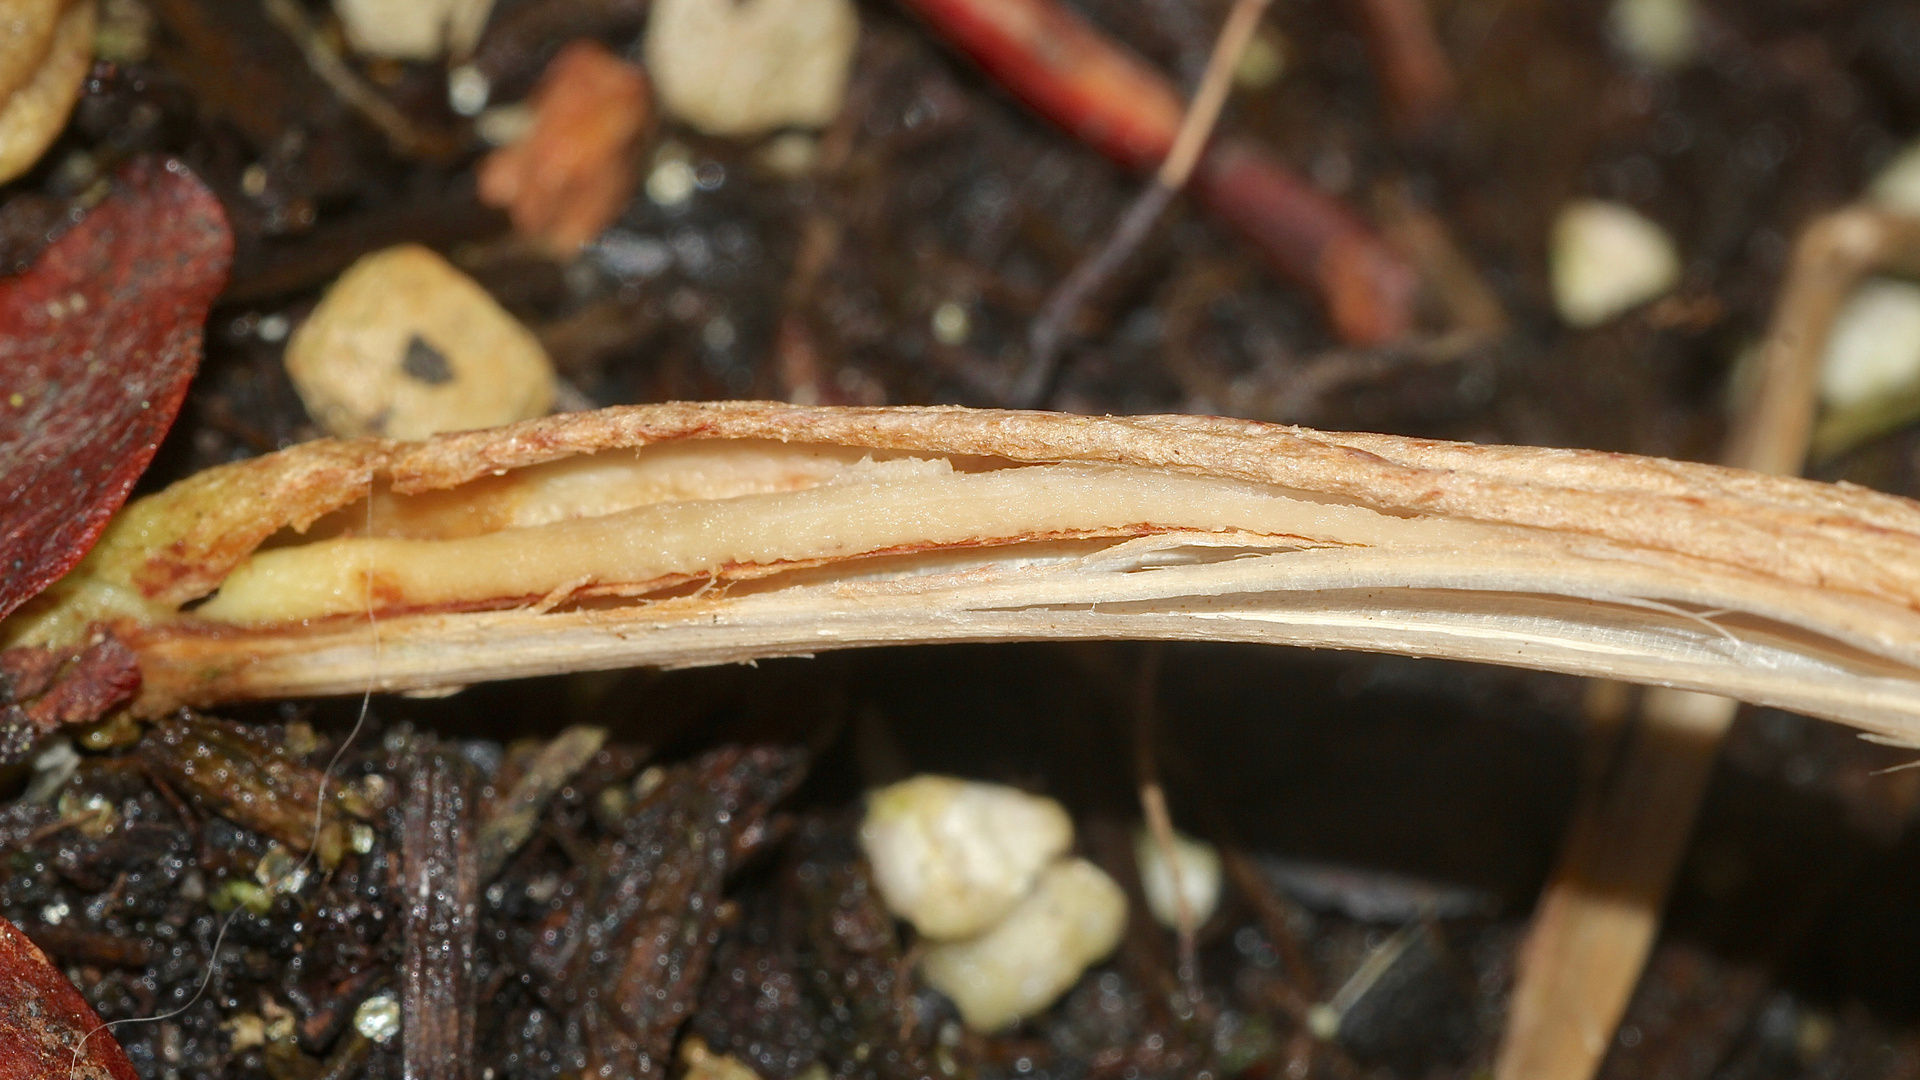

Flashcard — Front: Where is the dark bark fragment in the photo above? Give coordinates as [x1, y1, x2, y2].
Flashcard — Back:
[401, 746, 480, 1080]
[535, 746, 807, 1080]
[137, 711, 368, 861]
[791, 823, 942, 1080]
[476, 725, 608, 882]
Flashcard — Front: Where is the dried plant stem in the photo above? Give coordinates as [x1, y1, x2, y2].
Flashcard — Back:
[1735, 208, 1920, 471]
[1495, 205, 1920, 1080]
[1018, 0, 1273, 406]
[259, 0, 456, 160]
[1494, 689, 1735, 1080]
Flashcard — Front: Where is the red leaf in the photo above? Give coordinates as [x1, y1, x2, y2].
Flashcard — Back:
[0, 157, 233, 621]
[0, 914, 139, 1080]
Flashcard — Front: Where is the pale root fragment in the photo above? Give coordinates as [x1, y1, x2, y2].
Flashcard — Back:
[284, 245, 555, 440]
[0, 0, 93, 184]
[861, 775, 1074, 941]
[1134, 827, 1223, 930]
[645, 0, 858, 136]
[919, 859, 1127, 1031]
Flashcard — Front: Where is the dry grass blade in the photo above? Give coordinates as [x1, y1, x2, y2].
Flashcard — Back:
[9, 402, 1920, 742]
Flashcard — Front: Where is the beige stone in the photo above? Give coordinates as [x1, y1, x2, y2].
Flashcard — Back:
[920, 859, 1127, 1030]
[0, 0, 94, 184]
[284, 244, 555, 440]
[860, 775, 1074, 941]
[1550, 199, 1681, 328]
[331, 0, 492, 60]
[645, 0, 857, 137]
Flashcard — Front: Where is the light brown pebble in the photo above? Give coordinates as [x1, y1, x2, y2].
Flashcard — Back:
[284, 244, 556, 440]
[0, 0, 68, 101]
[0, 0, 94, 185]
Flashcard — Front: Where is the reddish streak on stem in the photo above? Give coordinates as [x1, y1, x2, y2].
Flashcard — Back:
[900, 0, 1417, 345]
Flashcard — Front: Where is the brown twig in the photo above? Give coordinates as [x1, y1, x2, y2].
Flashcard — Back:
[1016, 0, 1272, 406]
[400, 745, 479, 1080]
[258, 0, 460, 161]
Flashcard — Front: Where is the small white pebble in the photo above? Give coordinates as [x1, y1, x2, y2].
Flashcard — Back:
[334, 0, 493, 60]
[1611, 0, 1695, 69]
[1133, 827, 1223, 931]
[1817, 277, 1920, 410]
[702, 315, 737, 350]
[22, 737, 78, 804]
[255, 844, 309, 894]
[860, 775, 1073, 941]
[1550, 199, 1681, 328]
[1306, 1003, 1341, 1041]
[930, 301, 971, 346]
[223, 1013, 267, 1052]
[284, 244, 556, 439]
[349, 823, 376, 854]
[645, 0, 859, 136]
[448, 63, 491, 117]
[919, 858, 1127, 1031]
[647, 154, 698, 208]
[354, 992, 402, 1044]
[1233, 29, 1286, 89]
[1869, 141, 1920, 215]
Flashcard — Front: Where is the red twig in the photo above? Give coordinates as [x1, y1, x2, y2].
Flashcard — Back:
[901, 0, 1417, 345]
